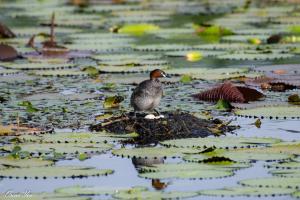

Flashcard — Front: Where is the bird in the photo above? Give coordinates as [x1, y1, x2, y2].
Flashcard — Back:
[130, 69, 170, 118]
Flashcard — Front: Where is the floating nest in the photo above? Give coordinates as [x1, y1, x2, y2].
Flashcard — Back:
[90, 111, 238, 145]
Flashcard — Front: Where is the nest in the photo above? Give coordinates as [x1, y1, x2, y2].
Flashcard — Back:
[90, 111, 238, 145]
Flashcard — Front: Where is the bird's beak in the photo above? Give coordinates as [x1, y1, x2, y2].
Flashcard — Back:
[162, 73, 171, 78]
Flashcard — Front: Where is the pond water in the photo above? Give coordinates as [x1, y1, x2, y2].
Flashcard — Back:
[1, 0, 300, 199]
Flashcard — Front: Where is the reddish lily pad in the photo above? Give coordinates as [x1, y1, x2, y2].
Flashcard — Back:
[193, 82, 264, 103]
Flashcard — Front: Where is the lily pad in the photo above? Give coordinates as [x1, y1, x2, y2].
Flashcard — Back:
[293, 191, 300, 198]
[164, 50, 226, 58]
[271, 169, 300, 178]
[19, 132, 128, 143]
[66, 43, 130, 52]
[33, 70, 89, 77]
[0, 69, 20, 76]
[217, 52, 294, 60]
[240, 177, 300, 189]
[96, 65, 169, 73]
[254, 64, 300, 74]
[114, 187, 198, 199]
[0, 193, 89, 200]
[235, 105, 300, 119]
[0, 62, 75, 70]
[112, 147, 200, 159]
[165, 67, 249, 80]
[194, 43, 253, 50]
[139, 163, 237, 179]
[56, 185, 126, 195]
[161, 137, 280, 149]
[184, 149, 291, 163]
[92, 53, 164, 67]
[0, 166, 113, 179]
[266, 161, 300, 169]
[0, 157, 53, 168]
[56, 185, 199, 199]
[2, 142, 113, 155]
[221, 34, 269, 43]
[133, 44, 193, 52]
[199, 186, 295, 197]
[118, 23, 160, 36]
[235, 142, 300, 155]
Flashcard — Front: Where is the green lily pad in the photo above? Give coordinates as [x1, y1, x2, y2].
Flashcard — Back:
[12, 26, 81, 36]
[40, 14, 104, 28]
[293, 191, 300, 198]
[240, 177, 300, 189]
[0, 166, 113, 178]
[161, 137, 281, 149]
[165, 67, 249, 80]
[234, 142, 300, 155]
[151, 28, 195, 39]
[235, 106, 300, 119]
[199, 186, 295, 197]
[19, 132, 128, 143]
[266, 161, 300, 169]
[221, 34, 269, 43]
[0, 193, 89, 200]
[1, 63, 75, 70]
[221, 150, 292, 162]
[97, 59, 168, 67]
[114, 187, 198, 199]
[164, 50, 226, 58]
[271, 169, 300, 177]
[194, 43, 253, 50]
[92, 53, 161, 63]
[56, 185, 198, 199]
[2, 142, 113, 155]
[66, 43, 130, 52]
[112, 147, 200, 159]
[96, 65, 168, 73]
[103, 95, 124, 108]
[253, 64, 300, 73]
[133, 44, 193, 51]
[85, 4, 142, 13]
[234, 28, 288, 35]
[0, 69, 20, 76]
[109, 15, 169, 24]
[0, 157, 53, 168]
[184, 149, 291, 163]
[24, 93, 99, 101]
[139, 163, 236, 179]
[33, 70, 89, 77]
[118, 23, 160, 36]
[56, 185, 126, 195]
[217, 52, 294, 60]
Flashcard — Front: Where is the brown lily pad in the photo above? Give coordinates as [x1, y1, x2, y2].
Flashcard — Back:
[0, 124, 53, 136]
[0, 44, 18, 61]
[288, 94, 300, 105]
[0, 22, 15, 38]
[245, 77, 297, 92]
[193, 82, 264, 103]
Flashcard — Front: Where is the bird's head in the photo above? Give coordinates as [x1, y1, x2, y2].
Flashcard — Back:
[150, 69, 170, 80]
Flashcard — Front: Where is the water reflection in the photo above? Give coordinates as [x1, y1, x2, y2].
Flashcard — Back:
[151, 179, 169, 190]
[131, 157, 170, 190]
[132, 157, 164, 167]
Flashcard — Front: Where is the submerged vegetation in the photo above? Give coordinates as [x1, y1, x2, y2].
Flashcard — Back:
[0, 0, 300, 199]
